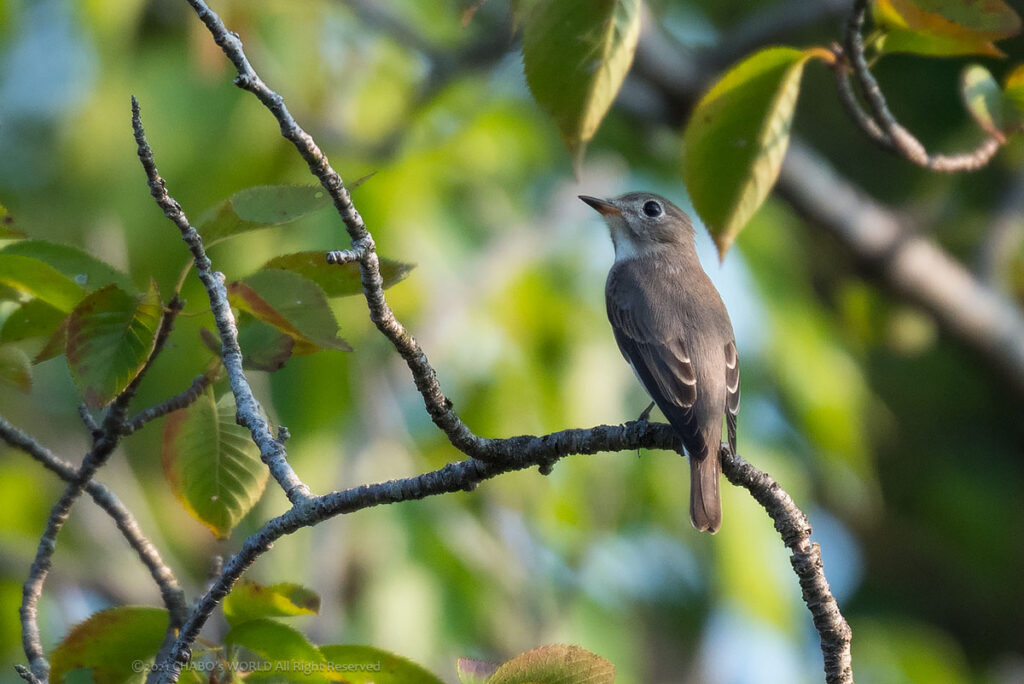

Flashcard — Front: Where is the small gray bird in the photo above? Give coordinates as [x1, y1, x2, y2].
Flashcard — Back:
[580, 192, 740, 534]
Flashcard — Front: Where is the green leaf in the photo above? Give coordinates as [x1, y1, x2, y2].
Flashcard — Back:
[683, 47, 819, 259]
[487, 645, 615, 684]
[960, 64, 1006, 140]
[873, 0, 1021, 56]
[0, 253, 86, 313]
[223, 580, 321, 626]
[198, 185, 331, 246]
[162, 388, 268, 538]
[237, 318, 296, 372]
[874, 0, 1021, 40]
[876, 28, 1004, 57]
[1, 299, 66, 344]
[0, 344, 31, 392]
[0, 202, 26, 239]
[228, 270, 351, 353]
[0, 241, 135, 293]
[318, 645, 446, 684]
[456, 658, 498, 684]
[224, 619, 327, 683]
[522, 0, 641, 168]
[1003, 64, 1024, 130]
[66, 282, 163, 408]
[49, 607, 169, 684]
[261, 251, 414, 298]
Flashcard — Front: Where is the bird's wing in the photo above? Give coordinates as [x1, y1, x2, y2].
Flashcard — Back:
[724, 339, 740, 455]
[606, 277, 697, 412]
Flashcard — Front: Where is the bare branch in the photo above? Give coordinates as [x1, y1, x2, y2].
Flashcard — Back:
[0, 414, 188, 627]
[122, 372, 213, 435]
[838, 0, 1003, 171]
[721, 447, 852, 684]
[134, 4, 855, 683]
[18, 299, 183, 681]
[131, 96, 311, 505]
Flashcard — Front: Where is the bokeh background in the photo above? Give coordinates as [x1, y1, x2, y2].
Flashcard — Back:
[1, 0, 1023, 682]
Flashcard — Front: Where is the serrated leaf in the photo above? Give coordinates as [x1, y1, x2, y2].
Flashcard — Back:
[488, 645, 615, 684]
[684, 47, 819, 259]
[961, 64, 1005, 140]
[522, 0, 641, 168]
[0, 253, 86, 312]
[49, 607, 169, 684]
[873, 0, 1020, 56]
[318, 645, 446, 684]
[228, 270, 351, 354]
[162, 388, 268, 538]
[456, 658, 498, 684]
[223, 580, 321, 626]
[261, 251, 414, 298]
[225, 619, 328, 683]
[0, 344, 31, 392]
[66, 282, 162, 408]
[0, 203, 26, 239]
[198, 185, 331, 246]
[1, 241, 135, 293]
[1, 299, 66, 344]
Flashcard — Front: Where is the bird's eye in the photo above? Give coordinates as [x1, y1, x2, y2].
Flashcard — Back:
[642, 200, 663, 218]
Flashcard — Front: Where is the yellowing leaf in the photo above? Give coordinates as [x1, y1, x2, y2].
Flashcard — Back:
[875, 0, 1021, 40]
[522, 0, 641, 168]
[683, 47, 820, 259]
[318, 645, 446, 684]
[488, 645, 615, 684]
[162, 389, 268, 538]
[961, 64, 1006, 140]
[873, 0, 1021, 56]
[223, 580, 321, 626]
[49, 607, 169, 684]
[1004, 64, 1024, 129]
[65, 282, 162, 408]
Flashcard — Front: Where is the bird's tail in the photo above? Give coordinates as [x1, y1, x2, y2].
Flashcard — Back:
[689, 444, 722, 534]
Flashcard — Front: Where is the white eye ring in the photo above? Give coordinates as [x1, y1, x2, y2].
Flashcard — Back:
[642, 200, 663, 218]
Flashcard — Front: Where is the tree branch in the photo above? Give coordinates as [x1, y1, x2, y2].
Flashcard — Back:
[0, 415, 188, 628]
[133, 4, 855, 683]
[17, 300, 182, 682]
[122, 372, 213, 436]
[838, 0, 1003, 171]
[131, 96, 311, 506]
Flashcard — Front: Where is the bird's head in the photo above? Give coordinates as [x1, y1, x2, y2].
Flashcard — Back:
[579, 192, 695, 261]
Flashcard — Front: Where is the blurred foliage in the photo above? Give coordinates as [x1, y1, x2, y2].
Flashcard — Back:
[1, 1, 1023, 683]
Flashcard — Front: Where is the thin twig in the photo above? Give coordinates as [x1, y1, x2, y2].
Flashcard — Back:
[721, 447, 852, 683]
[139, 4, 854, 683]
[839, 0, 1003, 172]
[122, 373, 213, 435]
[183, 0, 488, 457]
[131, 96, 311, 506]
[18, 300, 182, 682]
[0, 414, 188, 627]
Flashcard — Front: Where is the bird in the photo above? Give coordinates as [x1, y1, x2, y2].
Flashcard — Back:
[580, 192, 740, 533]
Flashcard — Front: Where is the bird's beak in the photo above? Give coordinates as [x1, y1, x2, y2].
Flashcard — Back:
[579, 195, 621, 217]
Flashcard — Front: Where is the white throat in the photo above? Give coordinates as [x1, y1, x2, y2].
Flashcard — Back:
[610, 225, 642, 262]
